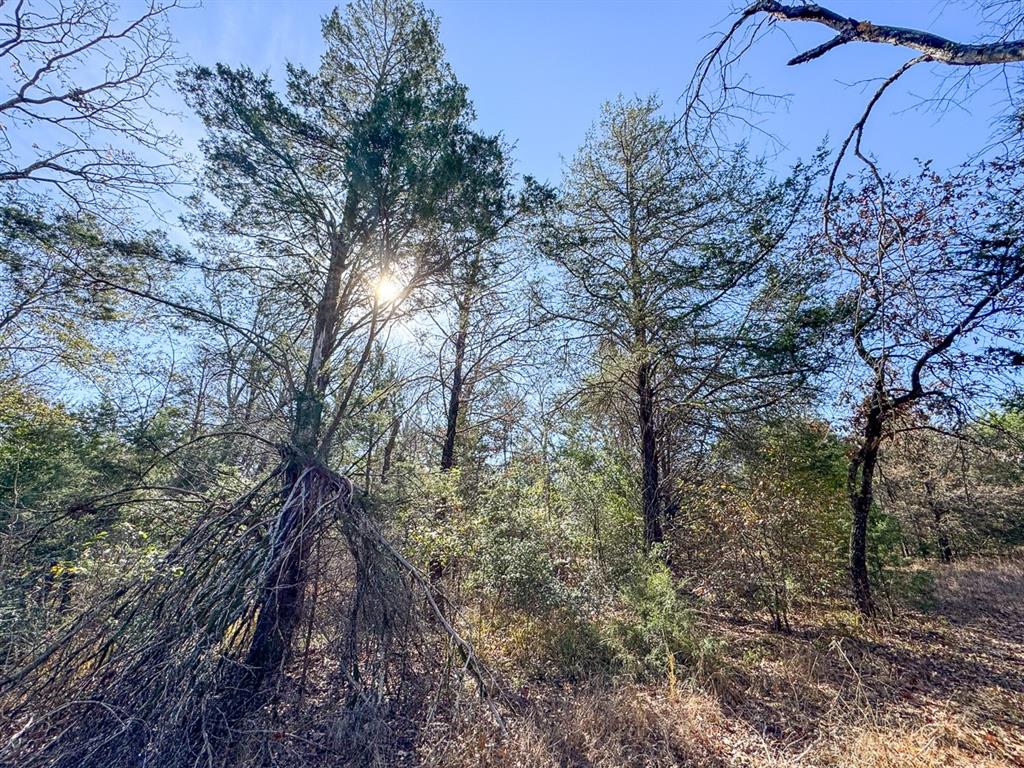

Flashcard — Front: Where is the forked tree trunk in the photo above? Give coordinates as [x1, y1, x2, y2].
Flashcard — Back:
[244, 217, 353, 689]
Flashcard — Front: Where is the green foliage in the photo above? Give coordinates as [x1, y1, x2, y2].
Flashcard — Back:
[534, 612, 617, 680]
[865, 508, 915, 615]
[394, 442, 713, 684]
[5, 8, 1024, 758]
[604, 556, 697, 681]
[488, 557, 703, 684]
[181, 0, 515, 276]
[549, 416, 644, 575]
[0, 204, 178, 376]
[473, 507, 562, 614]
[864, 508, 940, 615]
[0, 382, 228, 660]
[0, 386, 89, 513]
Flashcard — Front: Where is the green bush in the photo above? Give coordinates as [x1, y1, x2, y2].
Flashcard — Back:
[474, 512, 564, 614]
[540, 611, 617, 680]
[604, 556, 698, 681]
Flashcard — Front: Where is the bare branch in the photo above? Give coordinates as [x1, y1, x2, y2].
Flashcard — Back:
[750, 0, 1024, 66]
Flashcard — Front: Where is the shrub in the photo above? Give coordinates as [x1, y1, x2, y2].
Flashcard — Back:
[605, 556, 699, 681]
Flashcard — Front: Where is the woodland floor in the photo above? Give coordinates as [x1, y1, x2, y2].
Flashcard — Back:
[423, 558, 1024, 767]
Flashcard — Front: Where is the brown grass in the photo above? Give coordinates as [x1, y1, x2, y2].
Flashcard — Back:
[419, 558, 1024, 767]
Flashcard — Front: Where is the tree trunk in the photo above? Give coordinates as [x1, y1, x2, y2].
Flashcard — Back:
[637, 361, 663, 549]
[431, 284, 473, 582]
[849, 403, 882, 617]
[936, 520, 953, 564]
[440, 298, 470, 471]
[243, 456, 313, 678]
[244, 216, 353, 690]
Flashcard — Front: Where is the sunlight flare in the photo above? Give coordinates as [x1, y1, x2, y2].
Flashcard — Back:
[374, 273, 403, 304]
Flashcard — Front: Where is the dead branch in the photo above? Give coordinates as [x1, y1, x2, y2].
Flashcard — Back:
[0, 456, 505, 768]
[748, 1, 1024, 66]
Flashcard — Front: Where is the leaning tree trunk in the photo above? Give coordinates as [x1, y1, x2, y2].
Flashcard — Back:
[243, 220, 352, 693]
[848, 403, 883, 617]
[244, 458, 314, 681]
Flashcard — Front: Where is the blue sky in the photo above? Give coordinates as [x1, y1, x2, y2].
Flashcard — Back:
[152, 0, 1020, 424]
[160, 0, 1016, 186]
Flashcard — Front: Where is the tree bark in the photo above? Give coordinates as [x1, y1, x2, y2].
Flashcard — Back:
[431, 274, 474, 582]
[243, 458, 313, 677]
[244, 213, 354, 689]
[440, 296, 471, 472]
[848, 400, 882, 617]
[637, 361, 663, 549]
[748, 1, 1024, 67]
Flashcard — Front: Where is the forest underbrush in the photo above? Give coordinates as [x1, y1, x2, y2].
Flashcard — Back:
[424, 557, 1024, 767]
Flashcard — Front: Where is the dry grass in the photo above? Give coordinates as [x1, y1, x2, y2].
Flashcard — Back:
[420, 685, 731, 767]
[419, 558, 1024, 767]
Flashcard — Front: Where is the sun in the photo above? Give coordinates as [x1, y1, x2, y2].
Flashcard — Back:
[374, 273, 404, 304]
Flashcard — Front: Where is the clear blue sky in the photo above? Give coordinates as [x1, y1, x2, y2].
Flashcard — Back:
[160, 0, 1011, 187]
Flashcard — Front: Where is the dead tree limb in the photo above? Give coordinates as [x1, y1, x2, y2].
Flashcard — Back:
[747, 1, 1024, 66]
